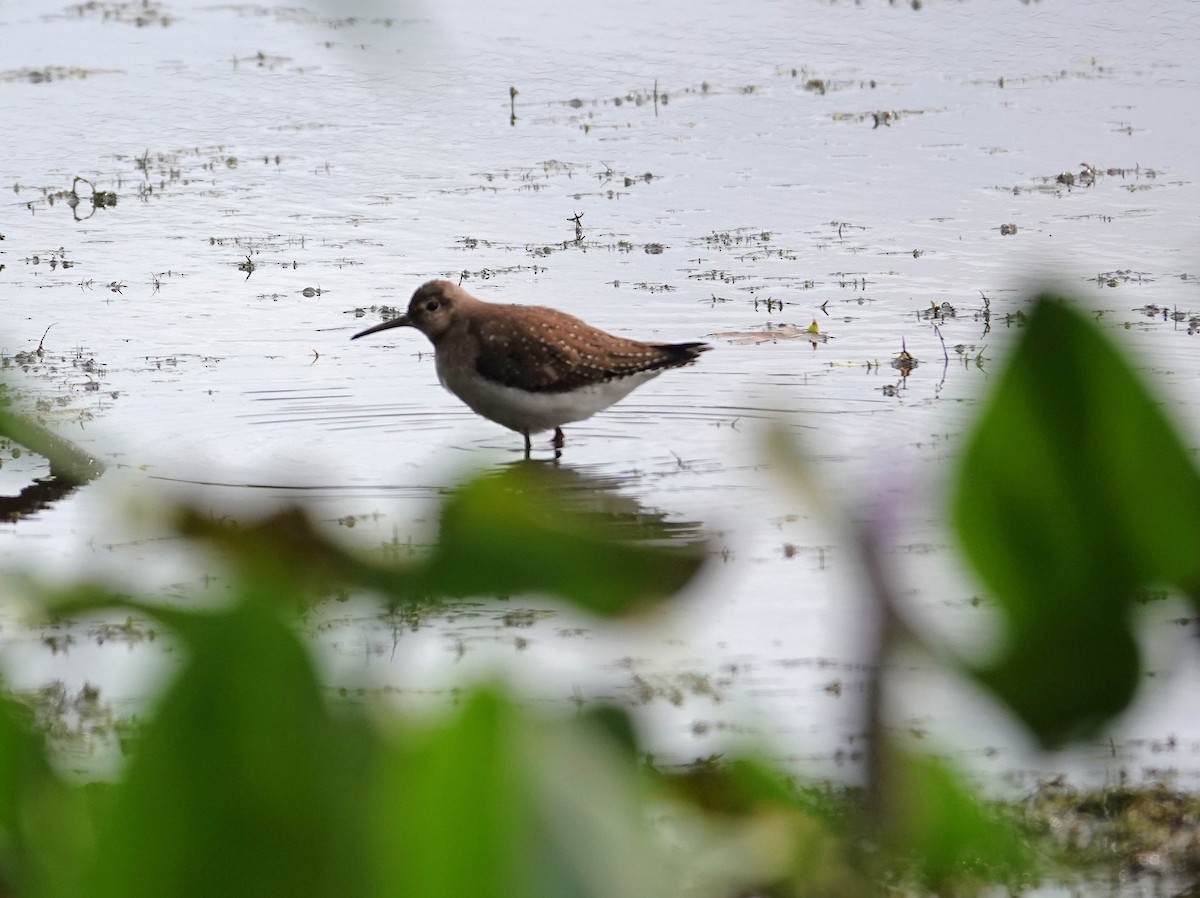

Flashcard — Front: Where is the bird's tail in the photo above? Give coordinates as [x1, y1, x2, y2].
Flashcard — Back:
[660, 341, 712, 365]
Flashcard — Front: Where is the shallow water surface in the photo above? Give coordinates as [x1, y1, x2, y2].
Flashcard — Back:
[2, 0, 1200, 788]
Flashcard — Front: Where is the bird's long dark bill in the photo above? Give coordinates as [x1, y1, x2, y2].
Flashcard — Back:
[351, 315, 411, 340]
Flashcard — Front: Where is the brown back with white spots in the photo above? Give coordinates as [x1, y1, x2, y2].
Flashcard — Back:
[404, 280, 710, 394]
[469, 304, 708, 393]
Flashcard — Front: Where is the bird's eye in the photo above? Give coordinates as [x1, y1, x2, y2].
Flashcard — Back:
[424, 300, 440, 312]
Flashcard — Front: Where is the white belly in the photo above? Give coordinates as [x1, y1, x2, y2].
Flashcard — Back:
[436, 355, 659, 435]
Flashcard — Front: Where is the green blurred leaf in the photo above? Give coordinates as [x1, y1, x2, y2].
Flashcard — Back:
[664, 754, 843, 825]
[0, 690, 93, 898]
[174, 465, 706, 616]
[0, 407, 105, 485]
[954, 294, 1200, 746]
[658, 754, 861, 897]
[372, 689, 534, 898]
[420, 465, 706, 614]
[576, 703, 639, 760]
[371, 687, 677, 898]
[175, 505, 426, 604]
[880, 753, 1036, 893]
[89, 591, 376, 898]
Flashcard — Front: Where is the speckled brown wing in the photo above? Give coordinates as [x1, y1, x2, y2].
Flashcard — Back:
[470, 305, 710, 394]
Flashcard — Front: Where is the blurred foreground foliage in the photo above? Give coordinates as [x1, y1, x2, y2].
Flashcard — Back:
[0, 292, 1197, 896]
[954, 298, 1200, 747]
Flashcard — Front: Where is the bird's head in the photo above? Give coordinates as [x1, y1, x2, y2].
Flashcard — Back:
[351, 279, 461, 343]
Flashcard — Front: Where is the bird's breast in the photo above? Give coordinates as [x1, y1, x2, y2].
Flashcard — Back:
[435, 355, 659, 434]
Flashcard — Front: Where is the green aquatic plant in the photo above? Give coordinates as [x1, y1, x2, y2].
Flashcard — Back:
[954, 296, 1200, 746]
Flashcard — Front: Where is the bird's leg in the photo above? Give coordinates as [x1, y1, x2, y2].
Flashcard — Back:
[523, 431, 532, 457]
[552, 427, 565, 449]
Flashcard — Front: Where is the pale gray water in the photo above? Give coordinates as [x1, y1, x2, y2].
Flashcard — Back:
[2, 0, 1200, 791]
